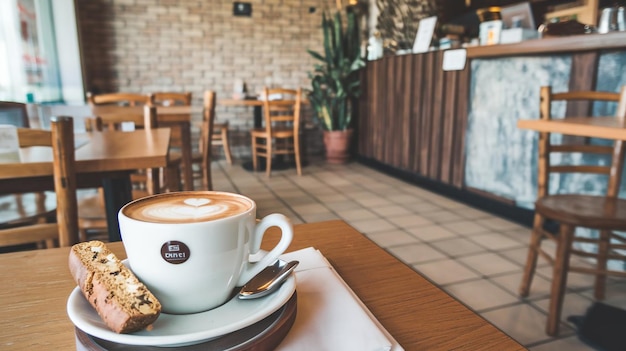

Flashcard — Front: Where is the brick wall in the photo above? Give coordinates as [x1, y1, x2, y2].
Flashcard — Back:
[76, 0, 336, 157]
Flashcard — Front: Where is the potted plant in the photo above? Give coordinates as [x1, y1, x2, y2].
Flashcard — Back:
[307, 8, 365, 164]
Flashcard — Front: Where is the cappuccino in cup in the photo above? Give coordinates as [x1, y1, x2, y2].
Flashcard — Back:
[123, 192, 253, 223]
[119, 191, 293, 314]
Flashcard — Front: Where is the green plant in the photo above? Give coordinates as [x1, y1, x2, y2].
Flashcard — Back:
[307, 9, 365, 131]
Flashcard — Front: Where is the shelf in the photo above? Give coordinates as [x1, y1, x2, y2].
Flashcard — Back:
[466, 31, 626, 59]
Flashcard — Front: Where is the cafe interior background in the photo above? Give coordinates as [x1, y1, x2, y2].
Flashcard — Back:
[3, 0, 626, 350]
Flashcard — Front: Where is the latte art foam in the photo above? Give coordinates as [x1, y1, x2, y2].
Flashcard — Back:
[123, 192, 253, 223]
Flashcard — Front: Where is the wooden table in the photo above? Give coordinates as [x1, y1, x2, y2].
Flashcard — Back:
[0, 128, 171, 242]
[517, 116, 626, 140]
[0, 220, 524, 350]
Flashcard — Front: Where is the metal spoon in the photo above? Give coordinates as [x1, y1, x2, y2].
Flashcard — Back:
[238, 259, 299, 299]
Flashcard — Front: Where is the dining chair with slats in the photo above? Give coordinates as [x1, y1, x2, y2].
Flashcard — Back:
[87, 93, 181, 195]
[519, 86, 626, 335]
[250, 87, 303, 177]
[0, 116, 78, 251]
[150, 92, 198, 190]
[0, 101, 56, 231]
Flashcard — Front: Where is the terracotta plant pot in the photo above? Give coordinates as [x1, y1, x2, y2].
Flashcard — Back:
[323, 129, 353, 164]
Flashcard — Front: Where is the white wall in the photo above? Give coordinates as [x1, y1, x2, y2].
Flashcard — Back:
[51, 0, 84, 104]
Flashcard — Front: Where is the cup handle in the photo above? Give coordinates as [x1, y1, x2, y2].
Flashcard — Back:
[237, 213, 293, 285]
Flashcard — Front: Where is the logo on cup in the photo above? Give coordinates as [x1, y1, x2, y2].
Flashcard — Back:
[160, 240, 190, 264]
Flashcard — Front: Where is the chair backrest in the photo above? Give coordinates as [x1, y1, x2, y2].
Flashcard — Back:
[538, 86, 626, 199]
[262, 87, 302, 135]
[200, 91, 216, 190]
[89, 104, 153, 131]
[87, 92, 150, 107]
[3, 116, 78, 248]
[0, 101, 30, 127]
[151, 92, 192, 106]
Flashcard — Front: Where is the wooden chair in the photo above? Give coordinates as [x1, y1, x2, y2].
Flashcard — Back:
[199, 91, 217, 190]
[86, 92, 149, 106]
[250, 87, 303, 177]
[77, 105, 181, 240]
[519, 86, 626, 336]
[0, 116, 78, 250]
[150, 92, 196, 190]
[87, 92, 181, 195]
[152, 92, 192, 106]
[0, 101, 56, 230]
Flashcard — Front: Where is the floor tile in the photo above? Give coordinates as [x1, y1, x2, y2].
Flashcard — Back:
[367, 230, 420, 248]
[445, 279, 519, 311]
[348, 218, 397, 234]
[386, 243, 446, 264]
[453, 206, 494, 219]
[492, 272, 553, 300]
[529, 336, 595, 351]
[431, 237, 487, 257]
[532, 293, 595, 328]
[468, 232, 526, 250]
[413, 258, 481, 285]
[408, 201, 443, 213]
[390, 214, 434, 228]
[442, 220, 491, 235]
[421, 210, 465, 223]
[481, 304, 573, 345]
[458, 252, 520, 276]
[370, 204, 413, 217]
[406, 225, 457, 242]
[477, 217, 527, 231]
[337, 208, 379, 221]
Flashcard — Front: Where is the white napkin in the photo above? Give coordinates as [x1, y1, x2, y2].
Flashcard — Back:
[276, 247, 404, 351]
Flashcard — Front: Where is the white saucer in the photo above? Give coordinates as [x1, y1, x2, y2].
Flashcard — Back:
[67, 274, 296, 347]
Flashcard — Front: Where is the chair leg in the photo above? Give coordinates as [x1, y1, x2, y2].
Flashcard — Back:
[595, 230, 610, 300]
[294, 135, 302, 176]
[252, 136, 258, 171]
[519, 213, 544, 297]
[147, 168, 160, 195]
[547, 223, 574, 336]
[204, 162, 213, 191]
[221, 127, 233, 165]
[266, 138, 272, 178]
[165, 165, 181, 192]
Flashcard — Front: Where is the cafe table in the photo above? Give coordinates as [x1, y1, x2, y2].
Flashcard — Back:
[0, 220, 524, 350]
[517, 116, 626, 140]
[0, 128, 171, 242]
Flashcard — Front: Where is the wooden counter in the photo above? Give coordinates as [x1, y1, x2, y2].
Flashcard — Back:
[356, 32, 626, 221]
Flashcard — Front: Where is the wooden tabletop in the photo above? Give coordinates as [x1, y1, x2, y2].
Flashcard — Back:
[0, 129, 172, 180]
[0, 220, 524, 350]
[517, 116, 626, 140]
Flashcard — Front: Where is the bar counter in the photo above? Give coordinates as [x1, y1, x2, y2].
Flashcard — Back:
[356, 32, 626, 223]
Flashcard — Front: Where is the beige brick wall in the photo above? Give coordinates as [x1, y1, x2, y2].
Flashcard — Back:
[76, 0, 337, 157]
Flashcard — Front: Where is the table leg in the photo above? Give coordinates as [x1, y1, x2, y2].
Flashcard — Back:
[102, 174, 132, 242]
[180, 121, 194, 190]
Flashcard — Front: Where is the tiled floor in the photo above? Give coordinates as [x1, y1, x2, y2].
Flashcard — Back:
[205, 156, 626, 350]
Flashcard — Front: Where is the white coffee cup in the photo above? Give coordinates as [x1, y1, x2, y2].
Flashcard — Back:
[118, 191, 293, 314]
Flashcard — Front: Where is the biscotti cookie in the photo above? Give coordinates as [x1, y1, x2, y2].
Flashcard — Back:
[69, 240, 161, 333]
